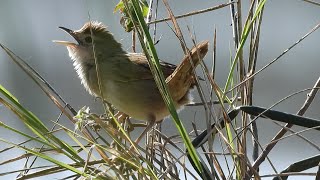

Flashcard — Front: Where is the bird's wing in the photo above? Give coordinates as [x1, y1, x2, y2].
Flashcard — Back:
[126, 53, 176, 79]
[108, 41, 208, 103]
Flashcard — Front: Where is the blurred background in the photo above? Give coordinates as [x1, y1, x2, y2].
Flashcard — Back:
[0, 0, 320, 179]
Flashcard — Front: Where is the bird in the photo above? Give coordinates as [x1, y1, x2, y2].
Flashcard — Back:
[54, 21, 208, 125]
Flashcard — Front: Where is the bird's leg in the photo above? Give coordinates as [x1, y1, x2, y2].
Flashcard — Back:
[115, 112, 129, 123]
[146, 121, 162, 163]
[129, 120, 155, 151]
[135, 120, 155, 144]
[115, 112, 149, 134]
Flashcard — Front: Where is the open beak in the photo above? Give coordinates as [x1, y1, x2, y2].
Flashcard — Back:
[53, 26, 80, 46]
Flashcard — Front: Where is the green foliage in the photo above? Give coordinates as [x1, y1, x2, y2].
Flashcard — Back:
[114, 0, 149, 32]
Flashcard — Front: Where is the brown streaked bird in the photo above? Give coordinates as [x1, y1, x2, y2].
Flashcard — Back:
[54, 21, 208, 124]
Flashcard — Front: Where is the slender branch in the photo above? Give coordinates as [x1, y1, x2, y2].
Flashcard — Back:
[249, 77, 320, 177]
[228, 22, 320, 94]
[147, 2, 235, 24]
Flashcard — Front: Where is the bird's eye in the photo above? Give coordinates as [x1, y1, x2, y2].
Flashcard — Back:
[84, 36, 92, 43]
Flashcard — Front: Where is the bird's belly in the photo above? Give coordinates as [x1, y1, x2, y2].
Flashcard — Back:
[104, 80, 174, 122]
[83, 69, 191, 121]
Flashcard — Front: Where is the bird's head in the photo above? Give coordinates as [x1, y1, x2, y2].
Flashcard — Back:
[54, 21, 123, 64]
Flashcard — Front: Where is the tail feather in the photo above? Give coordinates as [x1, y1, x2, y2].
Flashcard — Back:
[166, 41, 209, 103]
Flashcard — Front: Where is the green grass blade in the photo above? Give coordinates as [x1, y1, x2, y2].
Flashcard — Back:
[0, 85, 83, 163]
[0, 138, 91, 178]
[125, 0, 203, 174]
[223, 0, 267, 94]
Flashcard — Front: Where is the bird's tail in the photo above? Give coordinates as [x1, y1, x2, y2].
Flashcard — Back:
[166, 40, 209, 103]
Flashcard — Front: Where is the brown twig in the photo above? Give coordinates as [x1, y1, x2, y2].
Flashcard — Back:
[302, 0, 320, 6]
[248, 77, 320, 178]
[148, 2, 235, 24]
[162, 0, 187, 53]
[228, 22, 320, 94]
